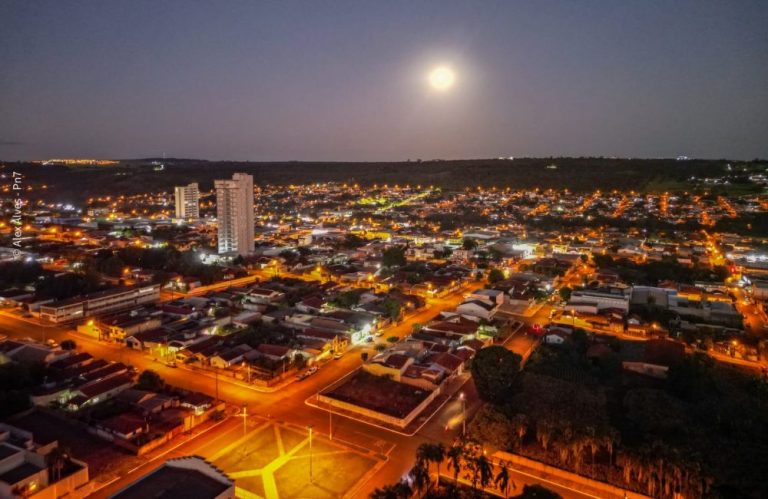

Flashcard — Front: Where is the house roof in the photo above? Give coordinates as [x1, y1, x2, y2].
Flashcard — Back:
[111, 458, 232, 499]
[382, 353, 410, 369]
[256, 344, 291, 358]
[431, 352, 464, 372]
[459, 300, 495, 311]
[79, 373, 133, 398]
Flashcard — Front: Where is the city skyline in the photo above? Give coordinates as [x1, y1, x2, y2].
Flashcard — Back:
[1, 3, 768, 499]
[1, 1, 767, 162]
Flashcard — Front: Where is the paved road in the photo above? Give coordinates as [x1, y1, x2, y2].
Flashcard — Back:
[0, 274, 555, 498]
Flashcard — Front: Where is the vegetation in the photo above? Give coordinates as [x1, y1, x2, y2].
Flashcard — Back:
[9, 157, 744, 204]
[60, 339, 76, 350]
[136, 370, 165, 392]
[372, 441, 564, 498]
[592, 254, 729, 285]
[86, 247, 238, 285]
[487, 268, 504, 284]
[470, 346, 522, 404]
[0, 363, 48, 418]
[467, 336, 768, 498]
[382, 246, 407, 268]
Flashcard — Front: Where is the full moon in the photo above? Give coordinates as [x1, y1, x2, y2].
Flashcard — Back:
[429, 66, 456, 91]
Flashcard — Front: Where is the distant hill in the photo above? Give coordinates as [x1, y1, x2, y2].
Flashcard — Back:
[1, 157, 756, 202]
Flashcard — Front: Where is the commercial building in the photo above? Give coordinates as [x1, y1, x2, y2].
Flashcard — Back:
[174, 183, 200, 220]
[215, 173, 254, 256]
[39, 284, 161, 324]
[110, 456, 234, 499]
[0, 423, 91, 499]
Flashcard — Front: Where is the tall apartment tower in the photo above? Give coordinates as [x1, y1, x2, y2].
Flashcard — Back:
[174, 182, 200, 220]
[215, 173, 254, 256]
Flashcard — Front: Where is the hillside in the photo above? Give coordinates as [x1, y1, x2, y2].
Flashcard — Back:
[1, 157, 750, 202]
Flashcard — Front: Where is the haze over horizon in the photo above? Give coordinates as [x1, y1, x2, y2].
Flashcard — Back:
[1, 0, 767, 162]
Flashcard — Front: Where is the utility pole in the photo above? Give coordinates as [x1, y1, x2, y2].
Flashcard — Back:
[308, 425, 314, 482]
[329, 411, 332, 440]
[242, 404, 247, 435]
[215, 366, 219, 402]
[459, 392, 466, 436]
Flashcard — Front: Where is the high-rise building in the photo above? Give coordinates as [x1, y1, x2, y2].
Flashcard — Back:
[215, 173, 254, 256]
[174, 182, 200, 220]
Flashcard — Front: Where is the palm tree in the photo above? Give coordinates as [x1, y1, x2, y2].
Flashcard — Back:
[409, 462, 430, 497]
[536, 419, 554, 452]
[447, 445, 464, 485]
[511, 414, 528, 451]
[494, 464, 511, 498]
[46, 446, 68, 483]
[369, 480, 412, 499]
[477, 454, 493, 492]
[415, 442, 446, 489]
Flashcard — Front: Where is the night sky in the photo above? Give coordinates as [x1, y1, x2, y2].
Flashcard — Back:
[1, 1, 766, 161]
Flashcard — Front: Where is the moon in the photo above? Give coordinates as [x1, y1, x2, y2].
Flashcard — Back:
[429, 66, 456, 91]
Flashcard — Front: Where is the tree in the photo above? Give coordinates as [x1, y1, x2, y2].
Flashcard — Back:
[416, 442, 445, 490]
[468, 406, 515, 451]
[558, 286, 572, 302]
[409, 461, 430, 495]
[471, 346, 522, 403]
[382, 246, 407, 268]
[382, 298, 402, 321]
[369, 480, 411, 499]
[495, 464, 512, 497]
[342, 233, 365, 249]
[477, 454, 493, 492]
[447, 445, 464, 484]
[488, 268, 505, 284]
[136, 370, 165, 392]
[46, 446, 69, 483]
[331, 289, 364, 309]
[463, 238, 478, 251]
[60, 339, 76, 350]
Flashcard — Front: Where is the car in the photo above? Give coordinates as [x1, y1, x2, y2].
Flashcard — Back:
[295, 373, 307, 381]
[365, 336, 374, 343]
[307, 366, 319, 375]
[374, 331, 384, 337]
[333, 352, 344, 360]
[165, 361, 178, 368]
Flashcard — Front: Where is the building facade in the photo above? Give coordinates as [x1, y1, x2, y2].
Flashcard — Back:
[39, 284, 161, 324]
[174, 183, 200, 220]
[215, 173, 254, 256]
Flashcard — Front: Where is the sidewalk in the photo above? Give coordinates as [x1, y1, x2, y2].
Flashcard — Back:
[438, 451, 649, 499]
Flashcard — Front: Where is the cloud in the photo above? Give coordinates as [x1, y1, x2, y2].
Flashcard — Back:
[0, 141, 25, 146]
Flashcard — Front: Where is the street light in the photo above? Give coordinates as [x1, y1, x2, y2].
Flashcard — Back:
[241, 403, 247, 436]
[307, 425, 314, 482]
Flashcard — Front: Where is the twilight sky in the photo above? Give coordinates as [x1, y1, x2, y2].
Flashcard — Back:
[1, 0, 766, 161]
